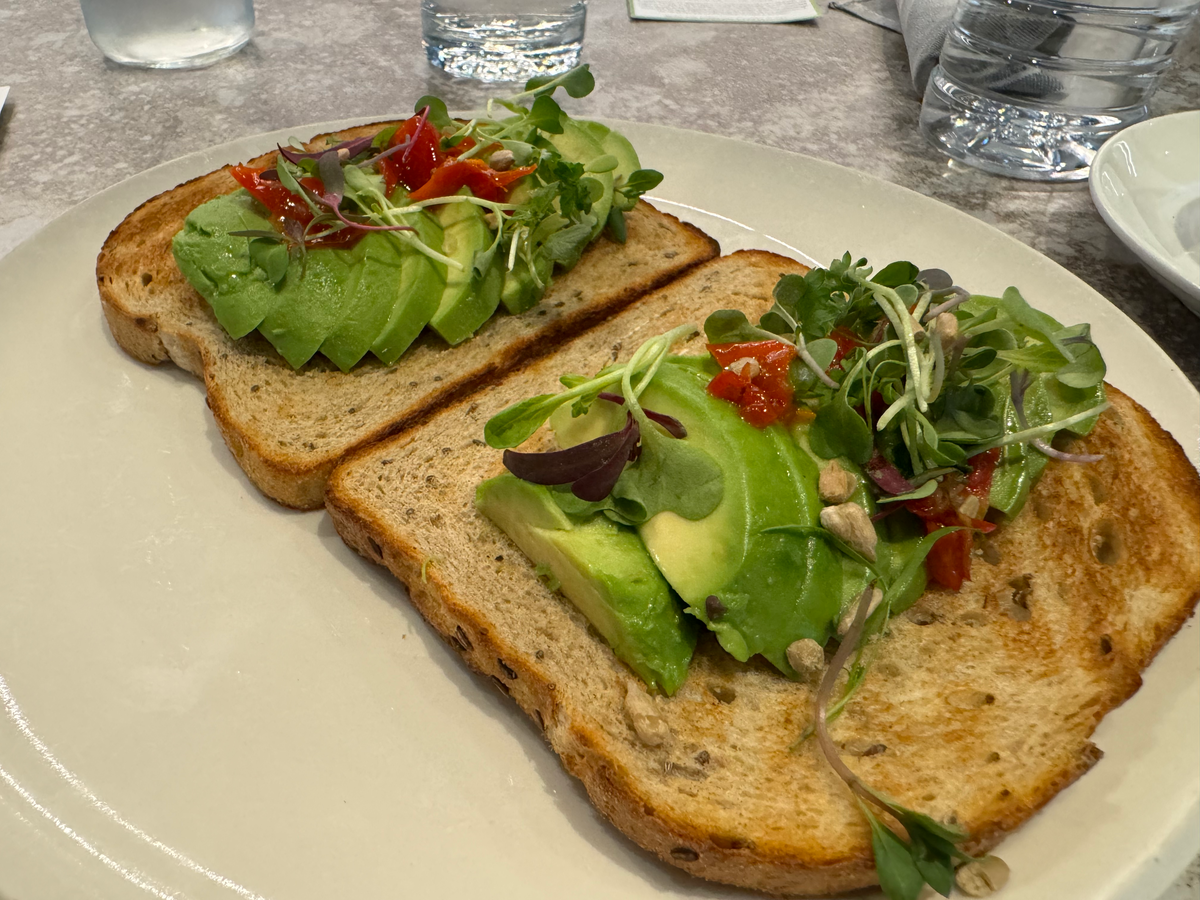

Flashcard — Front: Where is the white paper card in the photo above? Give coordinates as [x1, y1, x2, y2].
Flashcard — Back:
[628, 0, 818, 22]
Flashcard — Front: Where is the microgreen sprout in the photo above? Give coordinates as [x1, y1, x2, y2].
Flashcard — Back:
[711, 255, 1108, 507]
[484, 324, 698, 449]
[813, 582, 982, 900]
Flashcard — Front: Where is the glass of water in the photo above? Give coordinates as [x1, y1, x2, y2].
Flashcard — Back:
[919, 0, 1200, 181]
[421, 0, 587, 83]
[79, 0, 254, 69]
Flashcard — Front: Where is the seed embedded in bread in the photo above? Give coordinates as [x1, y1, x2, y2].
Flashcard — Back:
[625, 682, 671, 747]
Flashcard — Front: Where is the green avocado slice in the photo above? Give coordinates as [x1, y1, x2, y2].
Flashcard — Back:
[171, 191, 288, 339]
[476, 473, 696, 695]
[555, 357, 843, 673]
[320, 211, 445, 370]
[255, 235, 391, 369]
[498, 253, 552, 315]
[428, 198, 501, 346]
[366, 217, 447, 366]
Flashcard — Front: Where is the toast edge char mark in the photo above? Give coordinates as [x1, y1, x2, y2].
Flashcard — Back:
[95, 121, 720, 509]
[323, 252, 1200, 897]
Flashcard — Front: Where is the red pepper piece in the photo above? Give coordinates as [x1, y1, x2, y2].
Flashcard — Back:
[829, 326, 865, 367]
[906, 448, 1001, 590]
[379, 114, 445, 197]
[229, 164, 323, 226]
[706, 340, 798, 428]
[407, 157, 537, 203]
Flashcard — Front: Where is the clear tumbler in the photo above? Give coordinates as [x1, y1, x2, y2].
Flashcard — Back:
[80, 0, 254, 69]
[919, 0, 1200, 181]
[421, 0, 587, 83]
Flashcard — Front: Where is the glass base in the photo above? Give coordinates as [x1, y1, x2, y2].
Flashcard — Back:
[99, 34, 250, 69]
[919, 68, 1146, 182]
[421, 5, 585, 83]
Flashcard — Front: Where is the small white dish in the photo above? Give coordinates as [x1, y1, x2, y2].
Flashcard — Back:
[1090, 110, 1200, 315]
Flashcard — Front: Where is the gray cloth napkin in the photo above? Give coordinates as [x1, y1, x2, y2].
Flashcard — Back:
[828, 0, 955, 95]
[831, 0, 1069, 98]
[894, 0, 959, 94]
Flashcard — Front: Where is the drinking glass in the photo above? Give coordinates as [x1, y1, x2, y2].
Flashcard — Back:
[919, 0, 1200, 181]
[80, 0, 254, 69]
[421, 0, 587, 83]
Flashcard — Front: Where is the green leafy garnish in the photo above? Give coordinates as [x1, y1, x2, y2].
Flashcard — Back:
[485, 324, 698, 448]
[810, 582, 981, 900]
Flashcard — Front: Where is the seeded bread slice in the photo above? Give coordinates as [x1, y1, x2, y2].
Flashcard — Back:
[324, 250, 1200, 896]
[96, 121, 719, 509]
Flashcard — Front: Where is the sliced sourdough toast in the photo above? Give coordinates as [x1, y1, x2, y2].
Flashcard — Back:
[96, 120, 719, 509]
[325, 250, 1200, 896]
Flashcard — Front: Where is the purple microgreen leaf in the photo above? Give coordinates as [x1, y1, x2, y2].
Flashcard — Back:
[645, 408, 687, 439]
[571, 416, 641, 501]
[277, 135, 374, 165]
[502, 413, 636, 485]
[864, 450, 916, 496]
[916, 268, 953, 291]
[317, 150, 345, 206]
[594, 392, 685, 437]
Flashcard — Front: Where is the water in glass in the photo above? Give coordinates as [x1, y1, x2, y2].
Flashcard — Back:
[421, 0, 586, 83]
[80, 0, 254, 69]
[920, 0, 1200, 180]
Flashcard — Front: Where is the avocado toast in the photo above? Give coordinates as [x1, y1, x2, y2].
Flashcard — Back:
[96, 83, 719, 509]
[325, 251, 1200, 896]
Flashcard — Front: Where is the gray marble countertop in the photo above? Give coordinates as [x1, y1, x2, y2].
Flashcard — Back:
[0, 1, 1197, 898]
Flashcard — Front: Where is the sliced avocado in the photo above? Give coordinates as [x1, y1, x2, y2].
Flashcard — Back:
[498, 253, 552, 315]
[320, 209, 444, 371]
[256, 233, 403, 369]
[604, 129, 643, 212]
[368, 213, 447, 365]
[476, 473, 696, 695]
[556, 357, 842, 673]
[544, 119, 614, 242]
[172, 190, 290, 339]
[427, 197, 501, 346]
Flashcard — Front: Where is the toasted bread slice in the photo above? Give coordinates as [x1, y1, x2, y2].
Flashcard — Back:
[324, 251, 1200, 896]
[96, 121, 719, 509]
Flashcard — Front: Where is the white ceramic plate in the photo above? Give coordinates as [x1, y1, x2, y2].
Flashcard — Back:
[0, 122, 1196, 900]
[1090, 110, 1200, 314]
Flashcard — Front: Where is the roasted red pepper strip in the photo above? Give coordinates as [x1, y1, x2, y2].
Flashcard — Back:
[906, 448, 1001, 590]
[379, 114, 444, 197]
[407, 157, 537, 203]
[706, 340, 798, 428]
[829, 326, 865, 367]
[229, 164, 323, 225]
